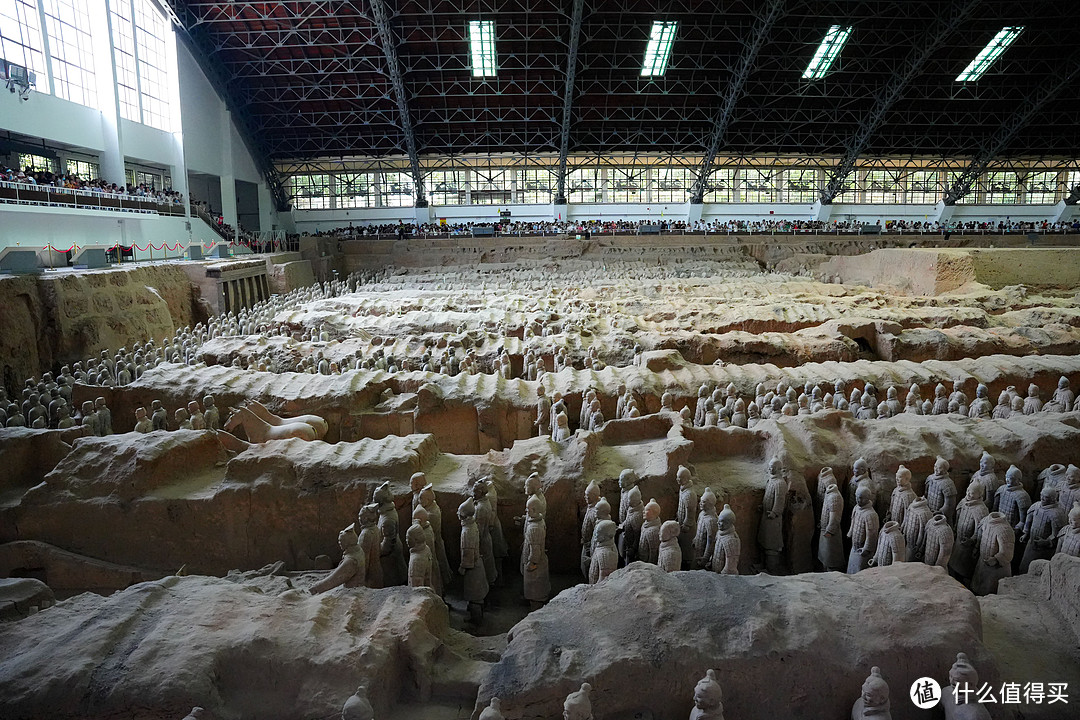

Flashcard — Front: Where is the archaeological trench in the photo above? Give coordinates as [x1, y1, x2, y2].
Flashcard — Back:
[1, 235, 1079, 720]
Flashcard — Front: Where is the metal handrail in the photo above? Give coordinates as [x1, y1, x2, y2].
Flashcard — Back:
[0, 179, 184, 216]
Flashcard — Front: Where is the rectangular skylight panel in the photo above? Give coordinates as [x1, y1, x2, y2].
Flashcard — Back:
[641, 21, 677, 77]
[469, 20, 496, 77]
[956, 26, 1023, 82]
[802, 25, 853, 80]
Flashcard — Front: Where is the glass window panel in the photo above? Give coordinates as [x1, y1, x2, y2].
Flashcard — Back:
[337, 172, 377, 208]
[471, 167, 511, 205]
[863, 170, 904, 204]
[133, 0, 170, 130]
[427, 170, 467, 206]
[781, 168, 818, 202]
[906, 170, 940, 203]
[110, 0, 140, 122]
[380, 172, 414, 207]
[568, 168, 602, 203]
[0, 0, 47, 84]
[1025, 171, 1058, 204]
[651, 167, 688, 203]
[702, 168, 735, 203]
[983, 171, 1019, 204]
[517, 168, 553, 204]
[609, 167, 646, 203]
[19, 153, 54, 173]
[946, 172, 977, 204]
[41, 0, 96, 107]
[289, 174, 331, 210]
[65, 158, 98, 179]
[742, 168, 778, 203]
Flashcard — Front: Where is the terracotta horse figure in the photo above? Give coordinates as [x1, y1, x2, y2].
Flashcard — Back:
[224, 405, 317, 442]
[245, 400, 328, 439]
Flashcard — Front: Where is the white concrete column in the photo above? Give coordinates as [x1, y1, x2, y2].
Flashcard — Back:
[258, 183, 274, 233]
[219, 107, 238, 237]
[932, 200, 955, 224]
[94, 0, 126, 187]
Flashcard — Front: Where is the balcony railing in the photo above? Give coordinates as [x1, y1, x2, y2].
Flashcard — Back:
[0, 180, 185, 216]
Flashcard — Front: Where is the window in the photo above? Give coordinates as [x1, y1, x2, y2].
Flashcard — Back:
[1025, 172, 1058, 204]
[946, 172, 977, 204]
[862, 170, 903, 204]
[956, 27, 1023, 83]
[651, 167, 688, 203]
[427, 170, 467, 206]
[290, 174, 331, 210]
[337, 172, 377, 208]
[803, 25, 852, 80]
[742, 169, 777, 203]
[41, 0, 96, 107]
[0, 0, 47, 84]
[641, 21, 677, 77]
[66, 158, 98, 179]
[568, 168, 602, 203]
[135, 169, 160, 188]
[471, 168, 512, 205]
[110, 0, 139, 121]
[609, 167, 646, 202]
[19, 153, 54, 172]
[907, 170, 940, 203]
[468, 20, 496, 77]
[518, 168, 553, 204]
[380, 172, 414, 207]
[982, 171, 1018, 204]
[782, 169, 818, 202]
[702, 168, 735, 203]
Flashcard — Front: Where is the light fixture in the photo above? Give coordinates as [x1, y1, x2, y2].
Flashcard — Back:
[469, 20, 497, 77]
[641, 21, 678, 77]
[802, 25, 853, 80]
[956, 26, 1023, 83]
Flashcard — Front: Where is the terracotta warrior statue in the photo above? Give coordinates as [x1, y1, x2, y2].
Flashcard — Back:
[901, 496, 933, 562]
[677, 466, 699, 570]
[581, 480, 602, 578]
[759, 457, 788, 574]
[589, 519, 619, 583]
[618, 468, 638, 524]
[658, 520, 682, 572]
[848, 485, 879, 574]
[887, 466, 917, 526]
[785, 466, 814, 574]
[522, 495, 550, 608]
[406, 523, 433, 589]
[310, 525, 366, 594]
[814, 480, 844, 571]
[458, 497, 488, 622]
[971, 511, 1015, 596]
[1057, 502, 1080, 558]
[203, 395, 220, 430]
[969, 452, 1001, 501]
[619, 485, 645, 565]
[374, 482, 407, 586]
[949, 483, 989, 584]
[1019, 485, 1067, 572]
[357, 503, 383, 589]
[694, 487, 719, 569]
[923, 514, 954, 569]
[851, 667, 891, 720]
[412, 506, 442, 596]
[940, 652, 991, 720]
[870, 521, 906, 568]
[925, 457, 958, 525]
[479, 697, 505, 720]
[472, 479, 499, 586]
[712, 504, 741, 575]
[563, 683, 593, 720]
[638, 498, 663, 564]
[690, 669, 725, 720]
[134, 407, 153, 433]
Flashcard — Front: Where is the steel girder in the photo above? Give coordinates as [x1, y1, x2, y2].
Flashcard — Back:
[364, 0, 426, 206]
[818, 0, 981, 204]
[554, 0, 585, 204]
[688, 0, 785, 204]
[167, 1, 292, 211]
[943, 50, 1080, 205]
[1066, 184, 1080, 206]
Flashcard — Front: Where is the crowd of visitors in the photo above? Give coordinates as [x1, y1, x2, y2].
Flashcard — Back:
[1, 165, 184, 204]
[306, 217, 1080, 238]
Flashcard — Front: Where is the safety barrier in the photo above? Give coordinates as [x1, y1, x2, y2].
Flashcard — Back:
[0, 180, 185, 216]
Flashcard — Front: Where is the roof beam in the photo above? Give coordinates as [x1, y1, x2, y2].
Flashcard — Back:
[689, 0, 785, 204]
[943, 52, 1080, 205]
[363, 0, 427, 206]
[165, 1, 291, 211]
[819, 0, 981, 205]
[553, 0, 585, 205]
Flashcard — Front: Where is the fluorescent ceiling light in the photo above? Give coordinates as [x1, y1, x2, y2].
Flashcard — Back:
[802, 25, 853, 80]
[641, 21, 677, 77]
[956, 26, 1023, 82]
[469, 20, 497, 77]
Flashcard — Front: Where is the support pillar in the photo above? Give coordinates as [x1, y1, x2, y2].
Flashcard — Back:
[810, 201, 833, 222]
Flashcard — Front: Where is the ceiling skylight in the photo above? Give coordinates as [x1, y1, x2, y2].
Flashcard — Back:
[469, 20, 497, 77]
[641, 21, 678, 77]
[802, 25, 853, 80]
[956, 26, 1023, 83]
